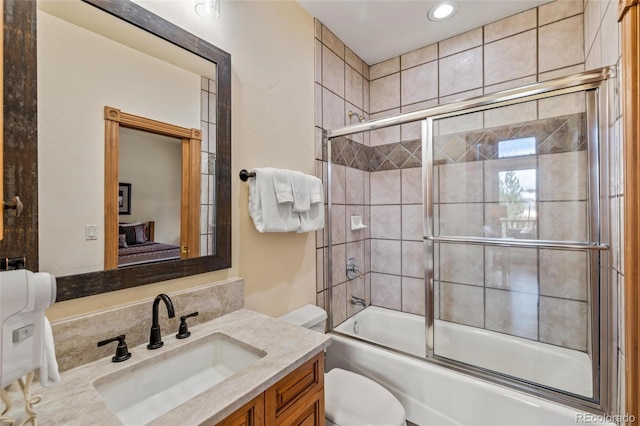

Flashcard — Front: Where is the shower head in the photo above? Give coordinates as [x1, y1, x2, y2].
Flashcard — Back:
[348, 110, 366, 123]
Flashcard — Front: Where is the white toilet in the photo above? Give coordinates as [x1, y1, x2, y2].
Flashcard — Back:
[279, 305, 407, 426]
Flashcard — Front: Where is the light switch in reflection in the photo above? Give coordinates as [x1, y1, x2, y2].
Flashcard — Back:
[85, 225, 97, 240]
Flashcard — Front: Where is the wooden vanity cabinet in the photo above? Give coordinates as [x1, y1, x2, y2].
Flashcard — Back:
[220, 352, 325, 426]
[218, 394, 265, 426]
[265, 352, 324, 425]
[269, 388, 324, 426]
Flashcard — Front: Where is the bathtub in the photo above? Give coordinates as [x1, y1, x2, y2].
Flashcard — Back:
[327, 306, 610, 426]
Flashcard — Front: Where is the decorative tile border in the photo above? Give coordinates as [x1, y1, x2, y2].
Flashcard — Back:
[327, 136, 371, 170]
[326, 112, 586, 171]
[326, 137, 421, 172]
[370, 140, 421, 171]
[435, 113, 586, 165]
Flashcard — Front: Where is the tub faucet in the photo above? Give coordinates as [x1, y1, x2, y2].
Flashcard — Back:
[147, 293, 175, 350]
[350, 296, 366, 307]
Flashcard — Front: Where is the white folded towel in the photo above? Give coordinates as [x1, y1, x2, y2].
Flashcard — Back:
[298, 175, 324, 233]
[308, 175, 323, 205]
[288, 170, 311, 212]
[249, 168, 300, 233]
[39, 317, 60, 387]
[273, 169, 293, 204]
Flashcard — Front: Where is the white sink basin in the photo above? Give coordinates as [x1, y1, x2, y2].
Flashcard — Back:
[93, 333, 266, 425]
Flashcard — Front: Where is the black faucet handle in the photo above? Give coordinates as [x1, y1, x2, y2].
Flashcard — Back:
[182, 311, 199, 320]
[176, 311, 199, 339]
[97, 334, 132, 363]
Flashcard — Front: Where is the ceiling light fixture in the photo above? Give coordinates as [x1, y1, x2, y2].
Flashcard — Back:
[195, 0, 220, 19]
[428, 1, 459, 21]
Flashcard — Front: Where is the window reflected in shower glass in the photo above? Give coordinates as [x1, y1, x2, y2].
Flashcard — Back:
[498, 169, 537, 239]
[498, 137, 536, 158]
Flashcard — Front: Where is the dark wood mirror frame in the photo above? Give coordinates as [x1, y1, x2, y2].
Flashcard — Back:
[1, 0, 231, 302]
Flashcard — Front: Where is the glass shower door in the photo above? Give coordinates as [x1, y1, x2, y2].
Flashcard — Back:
[425, 89, 607, 400]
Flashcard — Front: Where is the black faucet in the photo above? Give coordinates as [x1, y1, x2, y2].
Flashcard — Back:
[147, 293, 175, 350]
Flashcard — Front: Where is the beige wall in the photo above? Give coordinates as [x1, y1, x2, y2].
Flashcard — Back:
[46, 0, 316, 321]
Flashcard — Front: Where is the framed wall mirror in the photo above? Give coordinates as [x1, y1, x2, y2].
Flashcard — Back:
[36, 0, 231, 301]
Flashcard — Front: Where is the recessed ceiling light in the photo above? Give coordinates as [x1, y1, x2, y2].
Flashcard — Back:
[195, 0, 220, 19]
[428, 1, 459, 21]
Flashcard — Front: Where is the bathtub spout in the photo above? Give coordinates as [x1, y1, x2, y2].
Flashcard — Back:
[350, 296, 366, 307]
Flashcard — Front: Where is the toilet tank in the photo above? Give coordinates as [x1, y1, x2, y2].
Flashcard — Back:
[278, 304, 327, 333]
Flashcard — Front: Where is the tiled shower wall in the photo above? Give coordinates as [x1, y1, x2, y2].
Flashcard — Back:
[317, 1, 585, 325]
[315, 0, 623, 412]
[313, 19, 373, 327]
[200, 76, 217, 256]
[316, 0, 622, 352]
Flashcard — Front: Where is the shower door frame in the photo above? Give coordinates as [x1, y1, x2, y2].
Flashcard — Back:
[324, 67, 614, 415]
[423, 84, 609, 413]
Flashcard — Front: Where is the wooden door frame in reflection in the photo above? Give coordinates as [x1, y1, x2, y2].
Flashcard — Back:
[103, 106, 201, 269]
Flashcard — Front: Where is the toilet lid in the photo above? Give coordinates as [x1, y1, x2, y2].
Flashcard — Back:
[325, 368, 406, 426]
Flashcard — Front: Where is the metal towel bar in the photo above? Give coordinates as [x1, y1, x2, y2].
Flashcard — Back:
[425, 236, 608, 251]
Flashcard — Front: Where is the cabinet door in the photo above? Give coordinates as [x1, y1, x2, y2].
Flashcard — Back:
[277, 388, 324, 426]
[219, 394, 265, 426]
[265, 353, 324, 425]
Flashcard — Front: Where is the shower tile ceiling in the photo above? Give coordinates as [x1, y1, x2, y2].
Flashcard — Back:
[296, 0, 553, 65]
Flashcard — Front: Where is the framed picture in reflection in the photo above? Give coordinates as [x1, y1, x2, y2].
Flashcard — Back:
[119, 183, 131, 215]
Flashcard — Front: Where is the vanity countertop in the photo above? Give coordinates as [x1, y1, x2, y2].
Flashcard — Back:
[28, 309, 331, 425]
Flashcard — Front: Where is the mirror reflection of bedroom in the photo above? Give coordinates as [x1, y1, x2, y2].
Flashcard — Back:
[102, 107, 203, 271]
[117, 128, 182, 268]
[38, 1, 218, 280]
